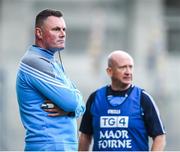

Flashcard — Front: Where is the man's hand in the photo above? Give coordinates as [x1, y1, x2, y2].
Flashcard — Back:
[42, 100, 69, 117]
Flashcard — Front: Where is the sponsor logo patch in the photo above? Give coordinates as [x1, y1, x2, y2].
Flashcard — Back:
[100, 116, 129, 128]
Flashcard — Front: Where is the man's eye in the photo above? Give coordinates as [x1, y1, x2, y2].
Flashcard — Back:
[52, 27, 60, 31]
[118, 66, 125, 69]
[54, 28, 60, 31]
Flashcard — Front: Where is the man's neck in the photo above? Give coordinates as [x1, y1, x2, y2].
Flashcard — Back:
[110, 84, 131, 91]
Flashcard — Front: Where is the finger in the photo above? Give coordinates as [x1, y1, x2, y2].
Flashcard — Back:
[44, 108, 59, 112]
[48, 113, 64, 117]
[45, 100, 52, 103]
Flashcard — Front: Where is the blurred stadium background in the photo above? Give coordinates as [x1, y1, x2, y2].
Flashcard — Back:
[0, 0, 180, 150]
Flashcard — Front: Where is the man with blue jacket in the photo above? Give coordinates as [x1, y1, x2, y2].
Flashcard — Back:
[16, 9, 85, 151]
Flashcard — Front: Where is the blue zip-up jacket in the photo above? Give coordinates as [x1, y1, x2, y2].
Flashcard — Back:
[16, 45, 85, 151]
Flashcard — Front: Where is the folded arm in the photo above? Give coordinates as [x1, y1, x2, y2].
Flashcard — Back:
[19, 60, 85, 117]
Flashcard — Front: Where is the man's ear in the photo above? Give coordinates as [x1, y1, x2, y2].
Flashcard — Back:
[106, 67, 112, 77]
[35, 27, 43, 39]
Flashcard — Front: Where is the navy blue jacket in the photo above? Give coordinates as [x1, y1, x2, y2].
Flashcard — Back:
[80, 85, 165, 151]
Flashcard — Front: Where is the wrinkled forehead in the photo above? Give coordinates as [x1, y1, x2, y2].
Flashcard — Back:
[114, 55, 134, 65]
[43, 16, 66, 27]
[108, 51, 135, 68]
[108, 52, 133, 66]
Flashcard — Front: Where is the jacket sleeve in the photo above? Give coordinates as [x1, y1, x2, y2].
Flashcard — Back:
[141, 90, 165, 137]
[79, 91, 96, 134]
[20, 58, 85, 118]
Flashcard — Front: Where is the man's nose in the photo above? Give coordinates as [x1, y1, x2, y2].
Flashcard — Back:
[59, 29, 65, 37]
[125, 67, 132, 74]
